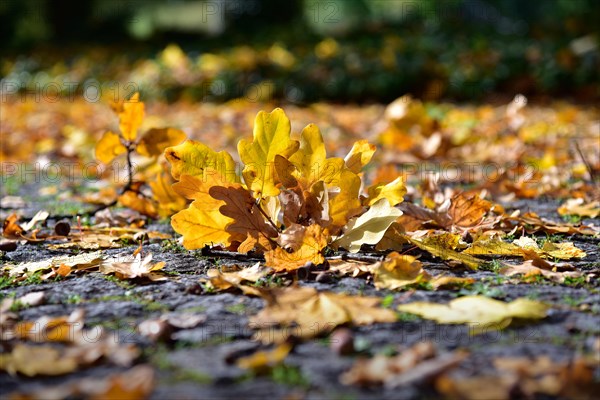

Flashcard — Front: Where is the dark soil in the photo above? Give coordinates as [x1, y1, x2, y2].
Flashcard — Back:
[1, 193, 599, 399]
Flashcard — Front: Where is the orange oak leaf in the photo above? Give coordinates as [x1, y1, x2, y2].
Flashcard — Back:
[264, 224, 328, 271]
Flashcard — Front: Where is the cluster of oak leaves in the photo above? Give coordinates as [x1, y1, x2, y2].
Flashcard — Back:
[1, 93, 599, 398]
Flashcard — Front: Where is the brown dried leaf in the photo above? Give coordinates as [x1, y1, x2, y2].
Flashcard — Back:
[250, 287, 396, 343]
[340, 341, 465, 388]
[209, 185, 279, 244]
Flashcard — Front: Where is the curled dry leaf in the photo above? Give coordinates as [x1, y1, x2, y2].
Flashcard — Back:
[250, 286, 396, 343]
[21, 210, 49, 231]
[100, 252, 167, 281]
[446, 193, 499, 232]
[138, 313, 206, 341]
[2, 213, 24, 238]
[437, 356, 600, 400]
[557, 198, 600, 218]
[499, 260, 583, 284]
[333, 198, 402, 253]
[509, 211, 598, 235]
[340, 341, 466, 388]
[203, 262, 271, 295]
[512, 236, 587, 259]
[328, 260, 377, 278]
[4, 251, 104, 278]
[397, 194, 500, 234]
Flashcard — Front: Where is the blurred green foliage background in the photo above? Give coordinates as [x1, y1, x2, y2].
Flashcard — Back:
[1, 0, 598, 102]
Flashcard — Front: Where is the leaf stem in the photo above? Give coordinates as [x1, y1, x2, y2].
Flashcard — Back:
[125, 145, 134, 192]
[254, 198, 281, 233]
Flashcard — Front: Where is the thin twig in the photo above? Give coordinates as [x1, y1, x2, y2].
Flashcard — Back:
[574, 140, 598, 182]
[254, 198, 281, 233]
[125, 146, 134, 190]
[199, 247, 389, 264]
[327, 253, 386, 263]
[200, 247, 265, 261]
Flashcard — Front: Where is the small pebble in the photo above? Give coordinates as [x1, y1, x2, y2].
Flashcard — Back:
[315, 271, 333, 283]
[0, 240, 18, 252]
[185, 283, 203, 295]
[330, 327, 355, 355]
[54, 221, 71, 236]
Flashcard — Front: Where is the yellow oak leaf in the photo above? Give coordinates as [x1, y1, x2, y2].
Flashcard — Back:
[236, 343, 292, 373]
[366, 176, 407, 206]
[118, 92, 145, 141]
[404, 235, 482, 269]
[540, 241, 587, 259]
[171, 196, 233, 249]
[149, 172, 187, 218]
[323, 160, 363, 230]
[0, 344, 78, 376]
[344, 139, 376, 174]
[264, 224, 328, 271]
[118, 191, 158, 218]
[95, 131, 126, 164]
[557, 198, 600, 218]
[333, 199, 402, 253]
[397, 296, 549, 330]
[165, 140, 239, 182]
[464, 236, 586, 260]
[463, 238, 523, 256]
[286, 124, 363, 228]
[237, 108, 299, 197]
[374, 253, 430, 290]
[137, 127, 186, 157]
[288, 123, 326, 184]
[171, 171, 229, 208]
